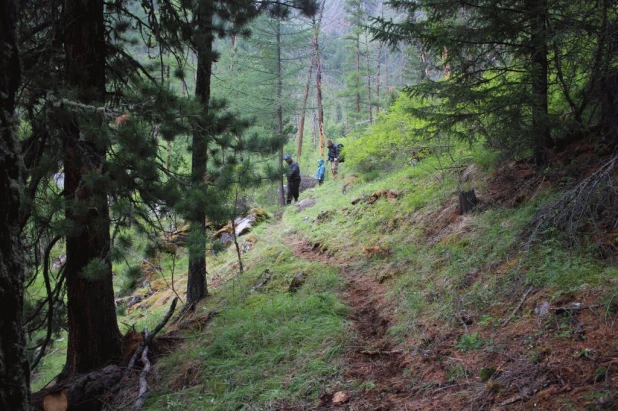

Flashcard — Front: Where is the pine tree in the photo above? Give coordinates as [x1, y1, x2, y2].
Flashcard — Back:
[0, 0, 30, 408]
[60, 0, 122, 375]
[15, 0, 196, 377]
[374, 0, 618, 161]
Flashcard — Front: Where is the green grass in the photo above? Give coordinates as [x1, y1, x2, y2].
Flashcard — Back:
[26, 137, 618, 407]
[145, 225, 350, 410]
[30, 337, 67, 391]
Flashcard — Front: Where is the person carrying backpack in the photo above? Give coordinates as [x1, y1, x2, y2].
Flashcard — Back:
[315, 159, 325, 185]
[326, 139, 340, 179]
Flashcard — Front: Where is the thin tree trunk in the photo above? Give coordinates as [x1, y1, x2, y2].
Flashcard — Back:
[384, 48, 389, 91]
[313, 5, 326, 157]
[365, 30, 372, 124]
[312, 110, 318, 150]
[355, 34, 361, 114]
[62, 0, 121, 375]
[442, 46, 451, 78]
[277, 17, 285, 206]
[297, 58, 314, 160]
[420, 49, 430, 79]
[231, 189, 244, 274]
[0, 0, 30, 407]
[376, 40, 382, 117]
[187, 3, 214, 305]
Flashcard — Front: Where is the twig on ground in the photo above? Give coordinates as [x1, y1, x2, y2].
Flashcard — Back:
[128, 297, 178, 370]
[359, 349, 404, 356]
[550, 304, 603, 312]
[133, 338, 151, 410]
[502, 286, 534, 327]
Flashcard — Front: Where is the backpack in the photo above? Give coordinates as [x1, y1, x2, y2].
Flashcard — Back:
[337, 143, 345, 163]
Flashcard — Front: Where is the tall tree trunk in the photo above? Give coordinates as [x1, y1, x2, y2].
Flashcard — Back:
[420, 49, 430, 80]
[365, 31, 372, 124]
[63, 0, 121, 375]
[442, 46, 451, 78]
[277, 17, 285, 205]
[312, 110, 318, 150]
[0, 0, 30, 408]
[187, 3, 213, 305]
[355, 34, 361, 114]
[297, 58, 314, 160]
[376, 41, 382, 117]
[313, 5, 326, 156]
[384, 48, 389, 92]
[527, 0, 552, 163]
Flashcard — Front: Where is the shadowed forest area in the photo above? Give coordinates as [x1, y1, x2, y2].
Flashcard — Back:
[1, 0, 618, 410]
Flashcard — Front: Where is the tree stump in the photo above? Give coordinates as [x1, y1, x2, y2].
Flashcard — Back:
[459, 189, 477, 215]
[31, 365, 125, 411]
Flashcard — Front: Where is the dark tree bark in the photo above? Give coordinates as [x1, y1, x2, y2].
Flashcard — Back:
[31, 365, 124, 411]
[187, 3, 214, 305]
[527, 0, 553, 164]
[62, 0, 121, 375]
[601, 68, 618, 146]
[0, 1, 30, 409]
[459, 189, 477, 215]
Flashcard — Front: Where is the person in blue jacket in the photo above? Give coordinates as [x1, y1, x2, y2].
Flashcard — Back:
[315, 159, 325, 185]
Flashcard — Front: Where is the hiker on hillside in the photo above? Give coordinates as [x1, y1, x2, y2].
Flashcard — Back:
[315, 159, 325, 185]
[284, 154, 301, 204]
[327, 139, 340, 179]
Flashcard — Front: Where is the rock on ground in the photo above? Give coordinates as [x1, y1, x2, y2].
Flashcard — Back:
[295, 198, 316, 212]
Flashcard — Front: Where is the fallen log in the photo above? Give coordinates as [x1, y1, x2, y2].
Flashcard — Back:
[31, 365, 125, 411]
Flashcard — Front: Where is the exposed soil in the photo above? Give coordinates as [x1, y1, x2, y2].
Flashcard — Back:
[288, 227, 618, 410]
[291, 239, 412, 410]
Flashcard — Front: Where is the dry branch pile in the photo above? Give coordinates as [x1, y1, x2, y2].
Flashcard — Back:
[527, 156, 618, 249]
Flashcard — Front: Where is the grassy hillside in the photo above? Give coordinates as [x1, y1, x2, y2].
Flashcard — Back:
[103, 139, 616, 410]
[30, 136, 618, 409]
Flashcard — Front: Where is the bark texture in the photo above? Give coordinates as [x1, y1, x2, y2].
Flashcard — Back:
[31, 365, 124, 411]
[0, 0, 30, 409]
[527, 0, 553, 163]
[187, 4, 214, 304]
[62, 0, 121, 375]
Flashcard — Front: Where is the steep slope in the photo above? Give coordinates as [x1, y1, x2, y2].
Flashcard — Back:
[103, 145, 618, 410]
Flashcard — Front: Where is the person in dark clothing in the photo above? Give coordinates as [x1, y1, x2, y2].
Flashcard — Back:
[327, 139, 340, 179]
[284, 154, 301, 204]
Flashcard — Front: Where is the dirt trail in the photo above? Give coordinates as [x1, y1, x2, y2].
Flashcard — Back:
[291, 239, 411, 410]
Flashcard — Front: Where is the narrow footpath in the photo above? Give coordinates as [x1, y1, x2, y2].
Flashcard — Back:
[290, 238, 412, 410]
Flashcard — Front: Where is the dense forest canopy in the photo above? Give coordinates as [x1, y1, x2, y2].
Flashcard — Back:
[0, 0, 617, 409]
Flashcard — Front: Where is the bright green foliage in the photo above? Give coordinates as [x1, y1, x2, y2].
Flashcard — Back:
[345, 93, 430, 171]
[373, 0, 618, 159]
[456, 332, 485, 351]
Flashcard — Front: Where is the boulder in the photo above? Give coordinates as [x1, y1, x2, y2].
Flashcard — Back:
[332, 391, 350, 405]
[288, 272, 306, 293]
[295, 198, 316, 212]
[213, 208, 270, 241]
[299, 175, 318, 192]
